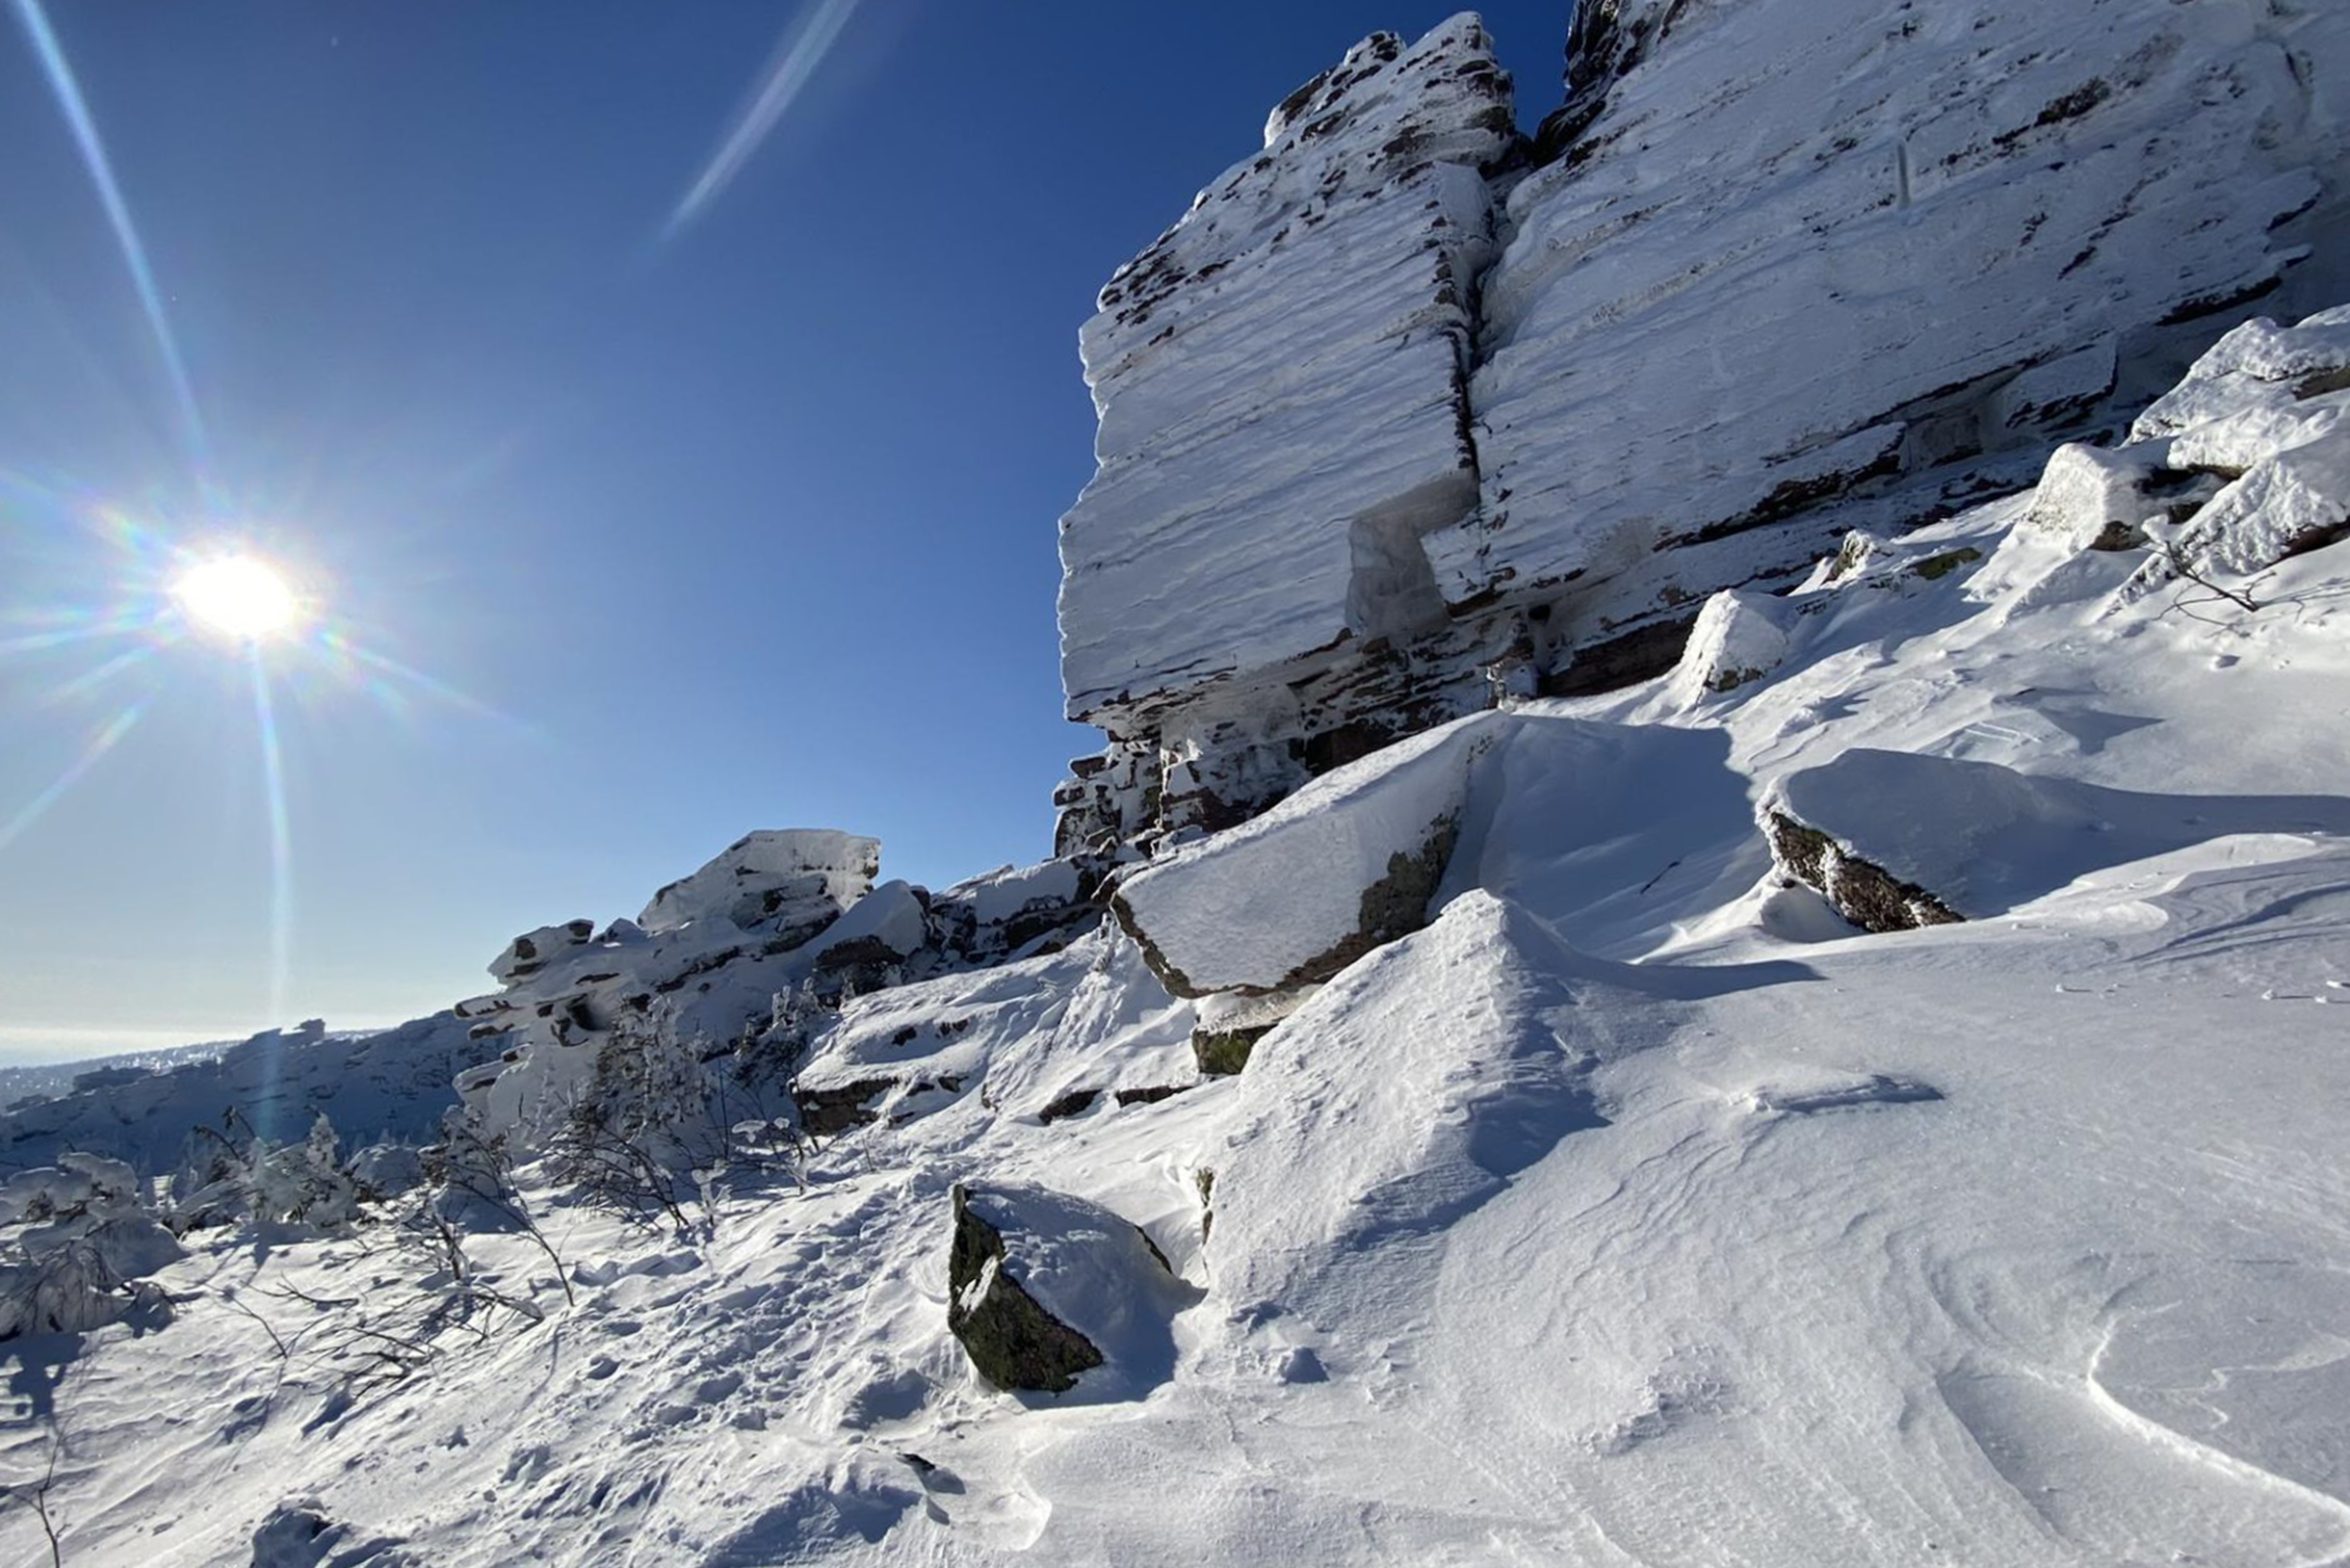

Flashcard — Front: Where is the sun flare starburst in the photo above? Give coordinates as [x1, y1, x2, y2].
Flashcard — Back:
[171, 554, 301, 643]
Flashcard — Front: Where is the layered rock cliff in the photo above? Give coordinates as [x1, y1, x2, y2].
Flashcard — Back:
[1054, 1, 2350, 852]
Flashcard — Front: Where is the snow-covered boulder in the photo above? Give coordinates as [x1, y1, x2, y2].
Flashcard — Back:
[1761, 801, 1966, 935]
[1664, 589, 1802, 706]
[1112, 715, 1504, 998]
[812, 880, 927, 965]
[2161, 437, 2350, 581]
[2094, 306, 2350, 591]
[1762, 749, 2350, 931]
[2026, 443, 2162, 552]
[947, 1183, 1191, 1398]
[926, 858, 1100, 965]
[2130, 306, 2350, 447]
[807, 879, 929, 997]
[637, 829, 879, 940]
[488, 919, 594, 984]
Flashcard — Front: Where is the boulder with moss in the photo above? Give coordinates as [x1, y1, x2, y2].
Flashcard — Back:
[947, 1183, 1191, 1397]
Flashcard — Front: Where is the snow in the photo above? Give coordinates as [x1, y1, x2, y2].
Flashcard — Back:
[19, 318, 2350, 1554]
[14, 16, 2350, 1565]
[1662, 588, 1801, 707]
[9, 535, 2350, 1563]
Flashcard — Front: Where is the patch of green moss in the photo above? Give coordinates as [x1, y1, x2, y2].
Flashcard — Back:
[1910, 546, 1984, 582]
[1193, 1024, 1272, 1077]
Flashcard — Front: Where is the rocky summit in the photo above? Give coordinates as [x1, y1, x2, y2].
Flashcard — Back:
[1054, 1, 2350, 852]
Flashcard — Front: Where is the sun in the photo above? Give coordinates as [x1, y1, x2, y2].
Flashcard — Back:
[171, 554, 303, 643]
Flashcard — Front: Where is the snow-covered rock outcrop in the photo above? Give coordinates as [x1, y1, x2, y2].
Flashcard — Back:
[2122, 303, 2350, 589]
[1055, 15, 1528, 849]
[1429, 0, 2349, 652]
[457, 833, 1102, 1141]
[1055, 3, 2350, 851]
[638, 829, 879, 941]
[1058, 16, 1513, 719]
[0, 1014, 486, 1174]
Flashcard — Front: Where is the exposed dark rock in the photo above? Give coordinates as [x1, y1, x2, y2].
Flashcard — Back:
[1666, 431, 1908, 550]
[2296, 366, 2350, 400]
[2159, 274, 2285, 327]
[1333, 813, 1461, 980]
[1537, 615, 1697, 698]
[1113, 1085, 1189, 1108]
[760, 913, 841, 955]
[946, 1187, 1106, 1395]
[652, 947, 743, 995]
[794, 1078, 896, 1137]
[1764, 811, 1965, 934]
[1108, 896, 1201, 999]
[1037, 1089, 1100, 1125]
[811, 935, 907, 976]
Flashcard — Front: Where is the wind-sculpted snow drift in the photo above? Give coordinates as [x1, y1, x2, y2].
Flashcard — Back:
[11, 9, 2350, 1567]
[1055, 0, 2350, 851]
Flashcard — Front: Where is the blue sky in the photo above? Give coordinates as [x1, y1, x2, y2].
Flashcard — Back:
[0, 1, 1568, 1060]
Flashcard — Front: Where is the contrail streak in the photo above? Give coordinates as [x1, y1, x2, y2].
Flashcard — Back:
[0, 702, 144, 852]
[666, 0, 863, 239]
[9, 0, 208, 466]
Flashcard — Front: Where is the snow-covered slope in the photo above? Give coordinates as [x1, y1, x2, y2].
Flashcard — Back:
[9, 298, 2350, 1565]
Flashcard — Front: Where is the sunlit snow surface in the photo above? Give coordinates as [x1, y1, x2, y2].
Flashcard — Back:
[11, 388, 2350, 1562]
